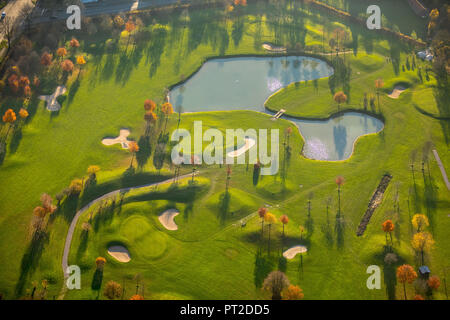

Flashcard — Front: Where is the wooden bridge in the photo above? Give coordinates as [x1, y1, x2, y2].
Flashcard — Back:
[271, 109, 286, 120]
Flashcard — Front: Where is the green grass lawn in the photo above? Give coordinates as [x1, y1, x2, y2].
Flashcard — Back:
[0, 1, 448, 300]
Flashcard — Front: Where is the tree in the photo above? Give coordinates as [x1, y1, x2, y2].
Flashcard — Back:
[87, 165, 100, 180]
[262, 271, 290, 300]
[0, 17, 16, 52]
[396, 264, 418, 300]
[2, 109, 17, 142]
[285, 127, 292, 151]
[33, 206, 47, 233]
[375, 78, 384, 110]
[161, 102, 174, 133]
[258, 207, 267, 235]
[335, 176, 345, 216]
[412, 232, 434, 265]
[95, 257, 106, 270]
[280, 215, 289, 238]
[283, 285, 304, 300]
[56, 47, 67, 60]
[61, 59, 74, 73]
[144, 111, 157, 134]
[264, 213, 277, 254]
[333, 91, 347, 110]
[225, 165, 232, 192]
[412, 214, 429, 232]
[40, 52, 53, 67]
[103, 281, 122, 300]
[19, 108, 29, 121]
[144, 99, 156, 112]
[428, 276, 440, 295]
[69, 178, 83, 195]
[382, 220, 395, 246]
[70, 38, 80, 56]
[124, 20, 136, 49]
[299, 225, 305, 240]
[76, 56, 86, 79]
[128, 141, 139, 168]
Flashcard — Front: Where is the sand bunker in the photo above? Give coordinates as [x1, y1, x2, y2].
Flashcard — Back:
[262, 43, 286, 53]
[39, 86, 67, 111]
[102, 129, 131, 149]
[283, 245, 308, 259]
[159, 209, 179, 231]
[388, 86, 407, 99]
[107, 245, 131, 263]
[227, 138, 256, 158]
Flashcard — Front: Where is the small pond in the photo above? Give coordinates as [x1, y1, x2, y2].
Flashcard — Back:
[169, 56, 383, 161]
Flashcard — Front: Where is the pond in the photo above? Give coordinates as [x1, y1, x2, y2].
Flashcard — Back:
[169, 56, 383, 161]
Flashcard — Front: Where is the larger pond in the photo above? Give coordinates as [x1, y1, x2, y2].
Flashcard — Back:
[169, 56, 383, 161]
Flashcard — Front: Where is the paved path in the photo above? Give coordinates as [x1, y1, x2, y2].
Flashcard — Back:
[59, 172, 197, 299]
[432, 149, 450, 191]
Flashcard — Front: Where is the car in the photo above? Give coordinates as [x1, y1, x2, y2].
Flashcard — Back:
[1, 12, 6, 20]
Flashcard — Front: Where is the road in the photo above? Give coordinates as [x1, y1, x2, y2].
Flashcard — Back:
[32, 0, 189, 25]
[0, 0, 33, 41]
[58, 172, 198, 299]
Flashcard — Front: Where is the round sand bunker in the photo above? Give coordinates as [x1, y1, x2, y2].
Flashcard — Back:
[107, 245, 131, 263]
[283, 245, 308, 260]
[158, 209, 179, 231]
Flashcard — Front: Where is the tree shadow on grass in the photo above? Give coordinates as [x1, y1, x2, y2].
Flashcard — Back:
[335, 214, 345, 250]
[253, 249, 276, 289]
[8, 126, 22, 154]
[136, 135, 152, 169]
[67, 79, 80, 107]
[91, 269, 103, 291]
[76, 229, 89, 261]
[217, 191, 231, 226]
[15, 231, 49, 298]
[58, 194, 80, 223]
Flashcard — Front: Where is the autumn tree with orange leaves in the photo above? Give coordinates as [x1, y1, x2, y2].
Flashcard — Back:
[128, 141, 139, 168]
[144, 99, 156, 112]
[382, 219, 395, 246]
[283, 285, 304, 300]
[335, 176, 345, 216]
[280, 215, 289, 238]
[258, 207, 267, 235]
[427, 276, 440, 296]
[124, 20, 136, 49]
[2, 109, 17, 142]
[161, 102, 174, 133]
[333, 91, 347, 110]
[397, 264, 418, 300]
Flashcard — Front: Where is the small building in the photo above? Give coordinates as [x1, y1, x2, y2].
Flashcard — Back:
[419, 266, 431, 279]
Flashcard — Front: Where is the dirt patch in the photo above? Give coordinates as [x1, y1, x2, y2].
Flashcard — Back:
[357, 174, 392, 236]
[107, 245, 131, 263]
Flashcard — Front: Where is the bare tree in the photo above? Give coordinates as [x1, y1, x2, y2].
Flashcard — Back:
[19, 3, 35, 35]
[0, 17, 16, 52]
[262, 271, 290, 300]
